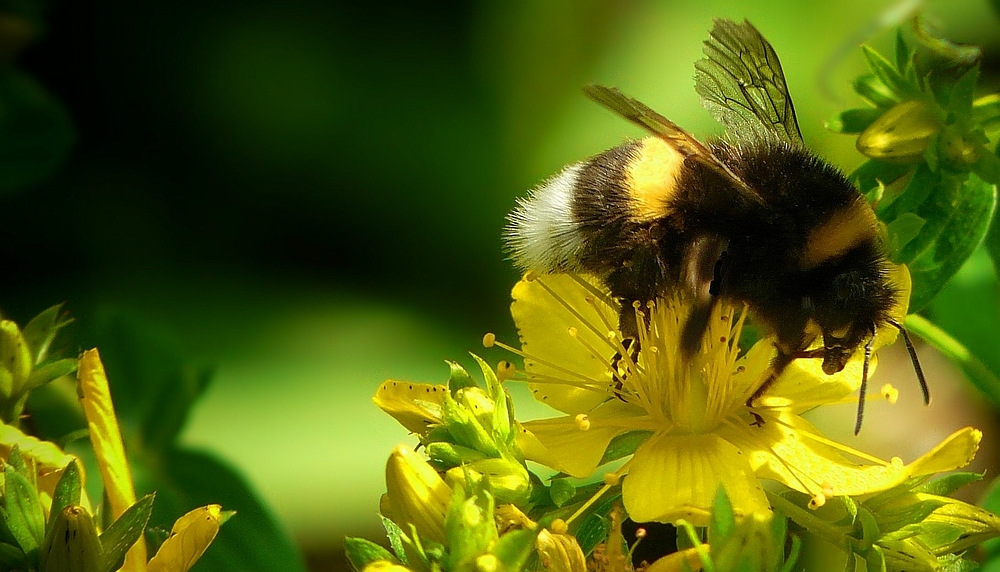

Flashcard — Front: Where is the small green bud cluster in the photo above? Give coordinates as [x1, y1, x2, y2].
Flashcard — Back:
[0, 304, 76, 425]
[0, 446, 155, 572]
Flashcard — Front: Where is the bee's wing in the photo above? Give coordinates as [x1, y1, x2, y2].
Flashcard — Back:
[583, 84, 765, 206]
[695, 19, 804, 146]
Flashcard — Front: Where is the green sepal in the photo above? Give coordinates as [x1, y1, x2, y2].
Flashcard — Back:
[38, 505, 101, 572]
[972, 148, 1000, 185]
[857, 508, 881, 546]
[548, 479, 576, 508]
[46, 460, 82, 536]
[864, 544, 887, 572]
[3, 462, 45, 561]
[380, 514, 411, 567]
[853, 73, 899, 108]
[828, 108, 883, 134]
[937, 554, 978, 572]
[708, 486, 736, 543]
[490, 528, 538, 572]
[471, 353, 514, 446]
[447, 360, 477, 393]
[98, 493, 155, 572]
[344, 537, 399, 572]
[862, 45, 919, 101]
[442, 391, 500, 458]
[443, 477, 497, 571]
[426, 442, 488, 466]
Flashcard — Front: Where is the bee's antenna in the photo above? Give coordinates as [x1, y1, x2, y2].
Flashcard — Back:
[855, 334, 875, 435]
[887, 318, 930, 405]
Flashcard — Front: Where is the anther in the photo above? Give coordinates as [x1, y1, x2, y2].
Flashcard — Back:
[603, 472, 620, 486]
[568, 327, 578, 338]
[483, 333, 496, 348]
[808, 493, 826, 509]
[550, 519, 569, 534]
[881, 384, 899, 404]
[574, 413, 591, 431]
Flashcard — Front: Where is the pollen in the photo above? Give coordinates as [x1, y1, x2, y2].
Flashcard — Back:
[575, 413, 591, 431]
[483, 333, 496, 348]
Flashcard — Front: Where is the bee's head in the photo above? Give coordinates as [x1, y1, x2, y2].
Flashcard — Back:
[819, 324, 872, 375]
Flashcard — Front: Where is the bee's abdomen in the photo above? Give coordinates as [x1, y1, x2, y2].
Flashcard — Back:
[505, 137, 685, 275]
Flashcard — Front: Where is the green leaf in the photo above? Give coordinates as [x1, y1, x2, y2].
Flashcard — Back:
[344, 537, 398, 571]
[914, 472, 982, 496]
[98, 493, 154, 572]
[895, 29, 913, 73]
[20, 304, 71, 366]
[896, 173, 997, 311]
[25, 358, 78, 391]
[906, 312, 1000, 410]
[865, 544, 887, 572]
[850, 159, 910, 196]
[3, 467, 44, 562]
[597, 430, 652, 465]
[0, 541, 25, 569]
[973, 148, 1000, 185]
[877, 163, 937, 223]
[885, 213, 925, 258]
[47, 460, 82, 536]
[0, 68, 74, 194]
[549, 479, 576, 508]
[146, 449, 307, 572]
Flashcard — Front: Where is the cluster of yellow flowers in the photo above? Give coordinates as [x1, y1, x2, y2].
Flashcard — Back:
[362, 264, 999, 572]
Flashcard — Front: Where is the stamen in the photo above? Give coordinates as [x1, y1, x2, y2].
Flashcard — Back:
[603, 472, 621, 486]
[483, 332, 496, 348]
[550, 519, 568, 534]
[534, 277, 620, 353]
[765, 415, 888, 465]
[488, 338, 601, 386]
[574, 413, 591, 431]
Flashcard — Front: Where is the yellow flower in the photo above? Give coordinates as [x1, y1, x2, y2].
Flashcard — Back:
[503, 272, 979, 526]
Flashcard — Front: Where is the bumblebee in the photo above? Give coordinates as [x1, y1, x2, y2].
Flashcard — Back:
[504, 19, 928, 433]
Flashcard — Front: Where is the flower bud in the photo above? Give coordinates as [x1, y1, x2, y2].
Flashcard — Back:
[446, 457, 532, 505]
[0, 320, 31, 403]
[384, 445, 452, 545]
[536, 529, 586, 572]
[857, 100, 941, 163]
[39, 505, 102, 572]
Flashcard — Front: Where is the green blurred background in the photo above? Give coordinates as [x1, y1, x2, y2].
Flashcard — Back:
[5, 0, 1000, 569]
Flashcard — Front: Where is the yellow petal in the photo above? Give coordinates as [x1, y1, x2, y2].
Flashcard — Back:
[373, 380, 447, 434]
[724, 415, 980, 498]
[519, 400, 646, 478]
[77, 348, 147, 569]
[511, 274, 618, 413]
[147, 505, 224, 572]
[622, 433, 770, 525]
